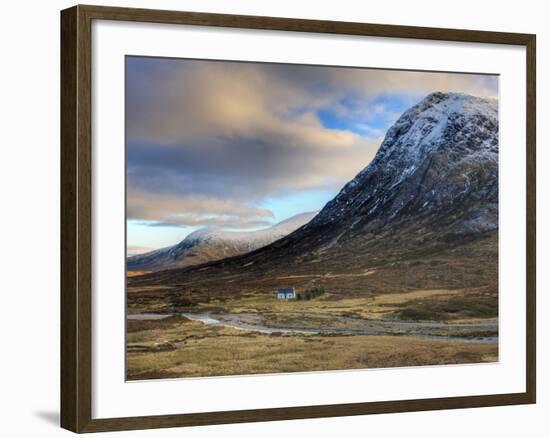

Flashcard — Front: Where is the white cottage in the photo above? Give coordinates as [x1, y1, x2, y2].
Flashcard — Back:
[276, 287, 296, 300]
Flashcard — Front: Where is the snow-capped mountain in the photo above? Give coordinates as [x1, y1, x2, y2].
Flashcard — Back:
[127, 211, 317, 272]
[130, 92, 499, 296]
[304, 91, 498, 237]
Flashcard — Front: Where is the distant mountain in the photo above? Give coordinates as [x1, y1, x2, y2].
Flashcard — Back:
[127, 212, 317, 272]
[129, 93, 499, 301]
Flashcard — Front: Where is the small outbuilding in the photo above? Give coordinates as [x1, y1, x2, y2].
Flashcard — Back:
[276, 287, 296, 300]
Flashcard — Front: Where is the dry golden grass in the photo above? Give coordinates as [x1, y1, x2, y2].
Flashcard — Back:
[126, 316, 498, 380]
[127, 271, 153, 278]
[204, 288, 494, 323]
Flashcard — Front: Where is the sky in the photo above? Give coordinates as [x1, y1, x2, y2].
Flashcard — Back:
[126, 56, 498, 253]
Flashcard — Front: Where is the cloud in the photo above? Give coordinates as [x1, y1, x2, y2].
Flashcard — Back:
[127, 59, 497, 145]
[321, 67, 498, 100]
[126, 57, 498, 230]
[127, 191, 275, 228]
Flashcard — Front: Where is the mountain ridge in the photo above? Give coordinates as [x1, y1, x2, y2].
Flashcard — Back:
[127, 211, 317, 272]
[306, 92, 497, 231]
[129, 92, 499, 302]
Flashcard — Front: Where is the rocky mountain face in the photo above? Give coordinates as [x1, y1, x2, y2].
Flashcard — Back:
[129, 92, 499, 300]
[301, 92, 498, 240]
[127, 212, 317, 272]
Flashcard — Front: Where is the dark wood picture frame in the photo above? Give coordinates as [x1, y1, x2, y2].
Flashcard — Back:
[61, 4, 536, 433]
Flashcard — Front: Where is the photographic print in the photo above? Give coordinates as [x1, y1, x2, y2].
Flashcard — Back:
[125, 57, 499, 380]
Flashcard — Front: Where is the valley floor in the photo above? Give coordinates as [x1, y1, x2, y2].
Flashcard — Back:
[126, 288, 498, 380]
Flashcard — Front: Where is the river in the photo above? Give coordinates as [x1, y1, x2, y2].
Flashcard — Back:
[127, 311, 498, 344]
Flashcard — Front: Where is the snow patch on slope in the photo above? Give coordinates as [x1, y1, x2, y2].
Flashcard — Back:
[308, 92, 498, 227]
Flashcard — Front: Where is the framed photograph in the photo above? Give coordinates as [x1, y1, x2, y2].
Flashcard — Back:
[60, 4, 536, 433]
